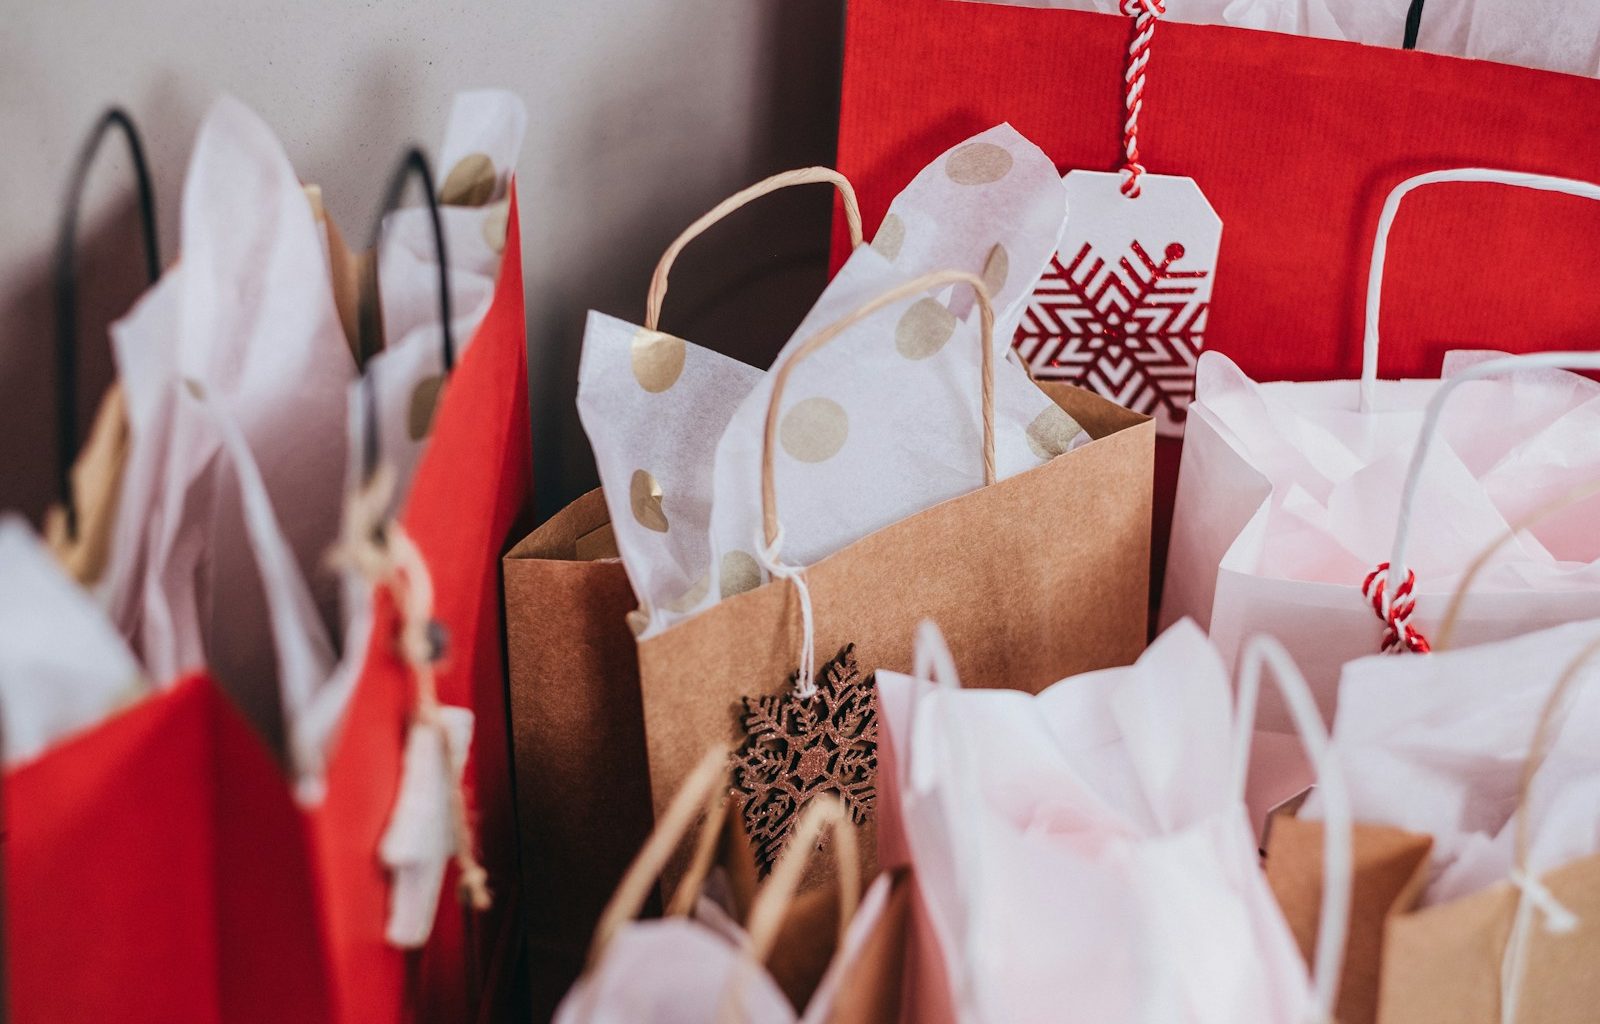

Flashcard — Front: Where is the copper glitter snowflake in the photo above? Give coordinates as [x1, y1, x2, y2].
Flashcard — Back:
[732, 643, 878, 876]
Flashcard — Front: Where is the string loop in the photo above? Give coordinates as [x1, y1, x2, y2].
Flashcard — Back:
[755, 525, 816, 699]
[1360, 562, 1431, 655]
[1119, 0, 1166, 198]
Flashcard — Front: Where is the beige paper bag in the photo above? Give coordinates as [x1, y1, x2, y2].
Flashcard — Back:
[556, 747, 908, 1023]
[1268, 637, 1600, 1024]
[636, 269, 1153, 892]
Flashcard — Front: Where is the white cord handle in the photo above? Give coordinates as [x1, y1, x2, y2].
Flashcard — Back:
[1231, 636, 1352, 1021]
[1361, 168, 1600, 412]
[1384, 351, 1600, 603]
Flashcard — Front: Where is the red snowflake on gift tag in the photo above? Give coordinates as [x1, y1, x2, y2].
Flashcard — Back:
[1014, 239, 1209, 437]
[732, 644, 877, 876]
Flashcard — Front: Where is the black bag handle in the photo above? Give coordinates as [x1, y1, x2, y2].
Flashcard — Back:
[1403, 0, 1425, 49]
[54, 107, 161, 539]
[360, 147, 454, 483]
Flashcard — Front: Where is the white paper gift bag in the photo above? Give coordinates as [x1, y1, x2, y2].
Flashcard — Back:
[1162, 168, 1600, 824]
[874, 620, 1351, 1024]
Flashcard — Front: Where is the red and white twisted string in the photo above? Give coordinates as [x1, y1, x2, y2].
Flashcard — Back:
[1361, 562, 1432, 655]
[1120, 0, 1166, 198]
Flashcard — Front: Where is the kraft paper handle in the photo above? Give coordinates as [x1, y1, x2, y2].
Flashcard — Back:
[1231, 637, 1352, 1022]
[586, 745, 730, 970]
[1434, 477, 1600, 651]
[359, 147, 455, 482]
[53, 107, 161, 542]
[1361, 169, 1600, 412]
[1512, 636, 1600, 877]
[1383, 351, 1600, 605]
[644, 166, 865, 332]
[714, 795, 860, 1024]
[760, 271, 997, 547]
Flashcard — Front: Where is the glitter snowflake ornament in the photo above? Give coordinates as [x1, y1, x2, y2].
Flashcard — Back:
[732, 643, 878, 876]
[1014, 171, 1222, 438]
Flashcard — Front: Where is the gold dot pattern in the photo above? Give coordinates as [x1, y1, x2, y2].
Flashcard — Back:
[408, 375, 446, 441]
[1026, 404, 1086, 461]
[982, 243, 1009, 298]
[872, 213, 906, 261]
[440, 153, 497, 207]
[895, 297, 957, 360]
[631, 328, 687, 393]
[719, 550, 762, 597]
[780, 397, 849, 463]
[629, 468, 669, 532]
[945, 142, 1013, 186]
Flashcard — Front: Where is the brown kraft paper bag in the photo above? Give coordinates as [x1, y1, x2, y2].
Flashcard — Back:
[504, 170, 871, 1016]
[635, 268, 1153, 894]
[559, 747, 910, 1023]
[1267, 637, 1600, 1024]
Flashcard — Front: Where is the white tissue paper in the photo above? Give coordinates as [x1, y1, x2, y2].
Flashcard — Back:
[1163, 350, 1600, 825]
[968, 0, 1600, 77]
[876, 620, 1322, 1024]
[554, 873, 893, 1024]
[352, 88, 528, 524]
[0, 516, 143, 766]
[581, 123, 1083, 637]
[1306, 618, 1600, 907]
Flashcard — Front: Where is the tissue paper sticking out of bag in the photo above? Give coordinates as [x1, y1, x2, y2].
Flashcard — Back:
[875, 620, 1318, 1024]
[699, 125, 1083, 619]
[0, 516, 144, 767]
[581, 123, 1085, 635]
[578, 316, 765, 633]
[1306, 618, 1600, 907]
[967, 0, 1600, 78]
[352, 89, 528, 524]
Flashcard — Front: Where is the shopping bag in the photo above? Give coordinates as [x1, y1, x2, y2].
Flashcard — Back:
[2, 107, 325, 1024]
[1267, 618, 1600, 1024]
[296, 131, 531, 1023]
[1160, 169, 1600, 822]
[834, 0, 1600, 592]
[503, 168, 871, 1014]
[553, 748, 904, 1024]
[872, 619, 1351, 1024]
[635, 272, 1150, 893]
[9, 98, 531, 1024]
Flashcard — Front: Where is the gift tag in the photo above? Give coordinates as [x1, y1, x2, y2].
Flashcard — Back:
[1014, 170, 1221, 438]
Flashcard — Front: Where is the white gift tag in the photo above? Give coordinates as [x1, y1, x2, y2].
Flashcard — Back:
[1014, 170, 1221, 437]
[379, 705, 474, 948]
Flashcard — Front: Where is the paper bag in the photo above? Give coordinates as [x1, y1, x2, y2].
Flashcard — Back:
[1268, 614, 1600, 1024]
[1162, 169, 1600, 823]
[553, 749, 904, 1024]
[507, 168, 869, 1013]
[636, 270, 1152, 894]
[871, 620, 1350, 1024]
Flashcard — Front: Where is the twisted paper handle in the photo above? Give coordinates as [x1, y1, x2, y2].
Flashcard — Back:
[1119, 0, 1166, 198]
[1360, 562, 1431, 655]
[333, 468, 491, 913]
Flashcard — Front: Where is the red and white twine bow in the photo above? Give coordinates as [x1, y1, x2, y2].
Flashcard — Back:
[1119, 0, 1166, 198]
[1361, 562, 1432, 655]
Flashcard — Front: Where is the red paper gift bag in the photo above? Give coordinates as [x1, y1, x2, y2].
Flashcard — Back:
[834, 0, 1600, 592]
[5, 177, 529, 1024]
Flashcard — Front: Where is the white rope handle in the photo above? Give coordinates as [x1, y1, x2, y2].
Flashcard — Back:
[1361, 169, 1600, 412]
[1384, 351, 1600, 607]
[1230, 637, 1352, 1021]
[907, 620, 990, 1024]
